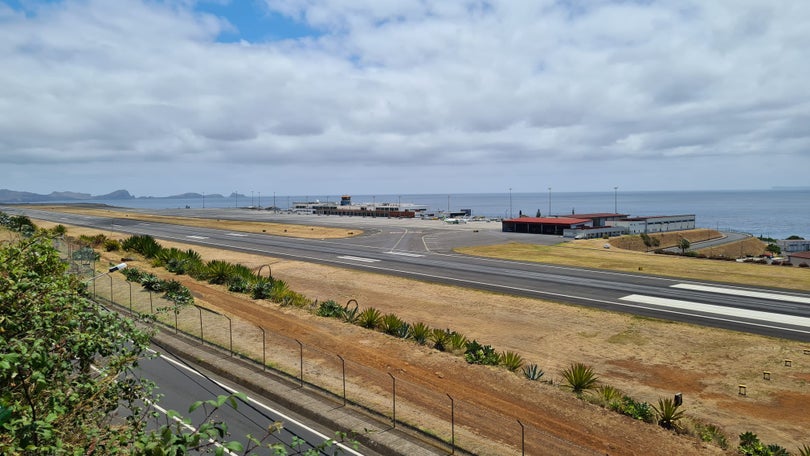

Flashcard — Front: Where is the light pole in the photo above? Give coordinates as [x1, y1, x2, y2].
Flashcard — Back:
[614, 186, 618, 214]
[251, 191, 254, 207]
[547, 187, 552, 216]
[202, 192, 205, 208]
[509, 188, 513, 219]
[235, 191, 238, 208]
[258, 191, 261, 208]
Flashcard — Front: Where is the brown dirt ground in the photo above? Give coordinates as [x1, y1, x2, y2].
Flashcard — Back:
[26, 218, 810, 455]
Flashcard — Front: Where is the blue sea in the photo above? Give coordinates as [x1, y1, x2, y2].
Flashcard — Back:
[63, 189, 809, 240]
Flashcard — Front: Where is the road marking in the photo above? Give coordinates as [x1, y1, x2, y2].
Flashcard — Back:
[620, 294, 810, 328]
[187, 235, 208, 240]
[671, 283, 810, 304]
[157, 354, 363, 456]
[226, 232, 248, 237]
[338, 255, 380, 263]
[386, 251, 425, 258]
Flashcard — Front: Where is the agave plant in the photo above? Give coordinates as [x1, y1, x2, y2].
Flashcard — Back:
[448, 332, 468, 353]
[342, 301, 360, 324]
[429, 328, 452, 352]
[380, 314, 405, 336]
[268, 280, 290, 302]
[409, 322, 431, 345]
[797, 444, 810, 456]
[316, 300, 343, 318]
[251, 277, 274, 300]
[595, 385, 623, 407]
[652, 397, 684, 430]
[499, 351, 524, 372]
[204, 260, 236, 285]
[561, 362, 599, 394]
[522, 363, 545, 381]
[357, 307, 382, 329]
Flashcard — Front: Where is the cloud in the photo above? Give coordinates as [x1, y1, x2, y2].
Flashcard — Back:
[1, 0, 809, 195]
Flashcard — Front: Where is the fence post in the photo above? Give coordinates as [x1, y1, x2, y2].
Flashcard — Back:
[295, 339, 303, 387]
[224, 314, 233, 356]
[257, 326, 266, 371]
[517, 419, 524, 456]
[127, 281, 133, 317]
[337, 354, 346, 406]
[388, 373, 396, 428]
[108, 275, 113, 305]
[195, 305, 204, 344]
[447, 394, 455, 454]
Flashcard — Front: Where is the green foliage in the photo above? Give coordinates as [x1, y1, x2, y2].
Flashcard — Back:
[51, 224, 67, 237]
[522, 363, 545, 381]
[499, 351, 524, 372]
[357, 307, 382, 329]
[765, 243, 781, 255]
[694, 422, 728, 449]
[409, 322, 431, 345]
[0, 233, 155, 454]
[447, 331, 468, 353]
[316, 299, 343, 318]
[464, 339, 499, 365]
[610, 396, 654, 423]
[787, 235, 805, 240]
[797, 444, 810, 456]
[594, 385, 623, 407]
[251, 277, 274, 300]
[380, 313, 405, 336]
[122, 234, 162, 258]
[652, 397, 684, 430]
[429, 328, 452, 352]
[342, 301, 360, 324]
[561, 362, 599, 394]
[738, 432, 790, 456]
[103, 238, 121, 251]
[679, 237, 691, 254]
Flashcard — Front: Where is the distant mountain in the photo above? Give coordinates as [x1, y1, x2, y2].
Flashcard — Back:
[165, 193, 227, 199]
[0, 189, 133, 203]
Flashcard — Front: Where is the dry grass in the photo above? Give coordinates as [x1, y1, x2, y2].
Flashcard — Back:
[456, 238, 810, 292]
[21, 205, 360, 239]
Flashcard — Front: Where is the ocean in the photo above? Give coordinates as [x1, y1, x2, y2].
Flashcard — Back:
[53, 189, 810, 240]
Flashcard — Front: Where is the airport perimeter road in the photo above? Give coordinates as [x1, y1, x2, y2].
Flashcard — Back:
[134, 343, 370, 455]
[10, 207, 810, 342]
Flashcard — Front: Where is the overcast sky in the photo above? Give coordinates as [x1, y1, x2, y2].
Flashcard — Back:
[2, 0, 809, 197]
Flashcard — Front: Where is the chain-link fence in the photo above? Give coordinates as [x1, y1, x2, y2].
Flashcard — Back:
[59, 239, 598, 456]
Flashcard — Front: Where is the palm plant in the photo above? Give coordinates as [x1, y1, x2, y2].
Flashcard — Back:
[268, 280, 289, 302]
[357, 308, 382, 329]
[652, 397, 684, 430]
[379, 314, 404, 336]
[409, 322, 431, 345]
[561, 362, 598, 394]
[204, 260, 235, 285]
[429, 328, 451, 352]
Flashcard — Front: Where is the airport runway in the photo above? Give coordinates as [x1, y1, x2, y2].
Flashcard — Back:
[8, 206, 810, 342]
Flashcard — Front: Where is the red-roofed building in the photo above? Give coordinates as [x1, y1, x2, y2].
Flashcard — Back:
[787, 251, 810, 266]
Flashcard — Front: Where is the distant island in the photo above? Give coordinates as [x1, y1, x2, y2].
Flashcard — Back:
[0, 189, 233, 203]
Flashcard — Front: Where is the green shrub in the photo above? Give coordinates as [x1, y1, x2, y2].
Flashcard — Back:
[380, 314, 405, 336]
[409, 322, 431, 345]
[342, 302, 360, 324]
[448, 331, 468, 353]
[797, 444, 810, 456]
[594, 385, 623, 407]
[316, 300, 343, 318]
[499, 351, 524, 372]
[464, 340, 499, 365]
[612, 396, 654, 423]
[357, 308, 382, 329]
[227, 277, 250, 293]
[695, 423, 728, 449]
[561, 363, 598, 394]
[430, 328, 452, 352]
[522, 363, 544, 381]
[103, 239, 121, 252]
[652, 397, 684, 430]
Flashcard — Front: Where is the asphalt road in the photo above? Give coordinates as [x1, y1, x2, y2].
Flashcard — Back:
[8, 206, 810, 342]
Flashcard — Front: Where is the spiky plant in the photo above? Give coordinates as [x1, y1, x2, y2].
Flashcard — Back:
[380, 314, 405, 336]
[561, 362, 598, 394]
[251, 277, 274, 300]
[499, 351, 524, 372]
[357, 308, 382, 329]
[429, 328, 452, 352]
[522, 363, 544, 381]
[797, 444, 810, 456]
[317, 300, 343, 318]
[204, 260, 236, 285]
[652, 397, 684, 430]
[342, 302, 360, 324]
[448, 332, 468, 353]
[409, 322, 431, 345]
[268, 280, 290, 302]
[595, 385, 623, 408]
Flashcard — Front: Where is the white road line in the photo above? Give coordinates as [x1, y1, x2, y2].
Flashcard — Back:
[187, 235, 208, 240]
[157, 353, 363, 456]
[386, 251, 425, 258]
[671, 283, 810, 304]
[620, 294, 810, 328]
[226, 232, 248, 237]
[337, 255, 380, 263]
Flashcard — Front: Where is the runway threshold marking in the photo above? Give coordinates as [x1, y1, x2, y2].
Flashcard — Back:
[226, 233, 248, 237]
[187, 235, 208, 240]
[386, 251, 425, 258]
[338, 255, 380, 263]
[671, 283, 810, 304]
[620, 294, 810, 328]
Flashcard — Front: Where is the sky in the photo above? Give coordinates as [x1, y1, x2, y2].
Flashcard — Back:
[1, 0, 809, 197]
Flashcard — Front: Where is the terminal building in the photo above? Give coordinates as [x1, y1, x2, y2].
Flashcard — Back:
[292, 195, 428, 218]
[502, 213, 696, 238]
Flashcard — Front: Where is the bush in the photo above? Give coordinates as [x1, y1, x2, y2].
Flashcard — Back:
[464, 340, 499, 365]
[316, 300, 343, 318]
[652, 397, 684, 430]
[611, 396, 654, 423]
[499, 351, 524, 372]
[429, 328, 452, 352]
[594, 385, 623, 408]
[409, 322, 431, 345]
[561, 363, 599, 394]
[103, 239, 121, 252]
[357, 308, 382, 329]
[522, 363, 544, 381]
[447, 331, 468, 353]
[379, 314, 405, 336]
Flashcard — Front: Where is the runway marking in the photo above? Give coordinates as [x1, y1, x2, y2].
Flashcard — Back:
[338, 255, 380, 263]
[187, 235, 208, 240]
[226, 232, 248, 237]
[620, 294, 810, 328]
[671, 283, 810, 304]
[386, 251, 425, 258]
